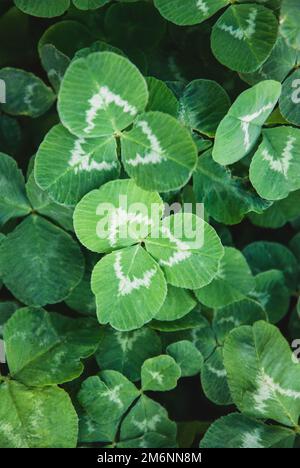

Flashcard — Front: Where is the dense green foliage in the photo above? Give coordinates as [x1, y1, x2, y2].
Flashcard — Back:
[0, 0, 300, 449]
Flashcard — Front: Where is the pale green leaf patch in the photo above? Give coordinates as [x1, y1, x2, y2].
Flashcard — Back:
[58, 52, 148, 138]
[195, 247, 255, 309]
[35, 124, 120, 206]
[213, 80, 281, 165]
[250, 126, 300, 200]
[224, 321, 300, 427]
[121, 111, 197, 192]
[0, 215, 84, 306]
[154, 0, 229, 26]
[92, 245, 167, 331]
[0, 380, 78, 448]
[78, 370, 140, 442]
[39, 44, 70, 93]
[141, 355, 181, 391]
[4, 307, 101, 386]
[73, 178, 164, 253]
[200, 413, 295, 448]
[145, 213, 224, 289]
[0, 68, 55, 117]
[211, 4, 278, 73]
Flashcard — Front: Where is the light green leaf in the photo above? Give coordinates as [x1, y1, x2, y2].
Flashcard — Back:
[195, 247, 255, 308]
[213, 80, 281, 165]
[0, 380, 78, 448]
[155, 285, 196, 322]
[14, 0, 70, 18]
[193, 150, 271, 225]
[78, 371, 140, 442]
[280, 0, 300, 50]
[35, 124, 120, 206]
[0, 215, 84, 306]
[0, 152, 31, 227]
[250, 126, 300, 200]
[73, 179, 164, 253]
[145, 213, 224, 289]
[200, 413, 295, 448]
[154, 0, 229, 26]
[58, 52, 148, 138]
[279, 68, 300, 126]
[166, 340, 203, 377]
[95, 326, 162, 382]
[211, 4, 278, 73]
[224, 321, 300, 427]
[4, 307, 101, 386]
[179, 79, 230, 137]
[121, 111, 197, 192]
[120, 394, 177, 444]
[0, 68, 55, 117]
[92, 245, 167, 331]
[141, 355, 181, 391]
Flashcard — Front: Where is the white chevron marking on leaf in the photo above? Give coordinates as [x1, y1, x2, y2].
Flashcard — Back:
[196, 0, 209, 15]
[240, 103, 274, 151]
[218, 8, 257, 41]
[262, 136, 295, 178]
[108, 208, 153, 247]
[254, 368, 300, 413]
[84, 86, 137, 133]
[114, 251, 157, 297]
[206, 362, 227, 378]
[159, 226, 191, 267]
[69, 138, 117, 174]
[132, 414, 161, 432]
[102, 384, 123, 408]
[148, 370, 163, 385]
[241, 429, 264, 448]
[126, 120, 167, 166]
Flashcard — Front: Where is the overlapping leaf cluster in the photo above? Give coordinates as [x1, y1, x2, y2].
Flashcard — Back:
[0, 0, 300, 449]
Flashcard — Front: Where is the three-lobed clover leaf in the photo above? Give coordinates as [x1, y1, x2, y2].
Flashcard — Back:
[3, 307, 101, 386]
[141, 355, 181, 392]
[74, 178, 224, 330]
